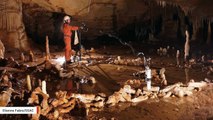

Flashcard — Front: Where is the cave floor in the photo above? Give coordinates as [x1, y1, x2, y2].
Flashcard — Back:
[4, 45, 213, 120]
[84, 47, 213, 120]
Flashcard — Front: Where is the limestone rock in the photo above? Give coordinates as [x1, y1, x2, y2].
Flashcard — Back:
[0, 40, 4, 58]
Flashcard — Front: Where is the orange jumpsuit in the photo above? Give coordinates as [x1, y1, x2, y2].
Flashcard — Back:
[63, 23, 79, 62]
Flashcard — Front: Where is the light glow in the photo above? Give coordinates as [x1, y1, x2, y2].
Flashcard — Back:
[52, 56, 65, 65]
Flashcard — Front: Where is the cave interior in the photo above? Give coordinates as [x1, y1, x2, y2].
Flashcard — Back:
[0, 0, 213, 120]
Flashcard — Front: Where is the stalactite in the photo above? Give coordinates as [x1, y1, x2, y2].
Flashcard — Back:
[156, 0, 166, 8]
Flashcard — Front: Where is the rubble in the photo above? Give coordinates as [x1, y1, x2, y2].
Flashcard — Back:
[110, 57, 143, 66]
[0, 87, 14, 106]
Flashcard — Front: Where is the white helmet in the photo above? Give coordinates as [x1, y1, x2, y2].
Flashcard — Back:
[63, 16, 70, 23]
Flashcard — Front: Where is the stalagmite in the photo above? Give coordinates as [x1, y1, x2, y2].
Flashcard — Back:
[20, 53, 25, 62]
[145, 67, 152, 91]
[159, 47, 163, 56]
[42, 81, 47, 94]
[201, 55, 205, 62]
[117, 56, 121, 61]
[45, 36, 51, 61]
[185, 68, 189, 83]
[160, 68, 167, 85]
[162, 48, 167, 56]
[29, 50, 34, 62]
[26, 75, 32, 91]
[176, 50, 180, 66]
[184, 30, 190, 63]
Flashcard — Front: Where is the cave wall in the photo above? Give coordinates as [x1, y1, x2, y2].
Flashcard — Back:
[1, 0, 213, 51]
[22, 0, 149, 45]
[0, 0, 30, 50]
[155, 0, 213, 46]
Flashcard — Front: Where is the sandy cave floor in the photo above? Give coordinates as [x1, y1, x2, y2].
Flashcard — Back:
[3, 45, 213, 120]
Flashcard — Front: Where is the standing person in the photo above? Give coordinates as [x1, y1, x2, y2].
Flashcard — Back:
[63, 15, 79, 64]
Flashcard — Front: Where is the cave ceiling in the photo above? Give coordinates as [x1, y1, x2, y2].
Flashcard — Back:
[156, 0, 213, 19]
[21, 0, 213, 18]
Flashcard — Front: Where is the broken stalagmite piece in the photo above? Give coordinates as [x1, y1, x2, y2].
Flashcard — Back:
[26, 75, 32, 91]
[42, 81, 47, 94]
[173, 86, 193, 97]
[0, 88, 14, 106]
[131, 95, 148, 103]
[187, 81, 207, 89]
[143, 86, 160, 92]
[160, 83, 182, 93]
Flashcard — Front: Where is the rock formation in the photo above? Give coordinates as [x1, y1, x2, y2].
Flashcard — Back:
[0, 0, 30, 50]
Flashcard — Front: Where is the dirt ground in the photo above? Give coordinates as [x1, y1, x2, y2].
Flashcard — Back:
[4, 45, 213, 120]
